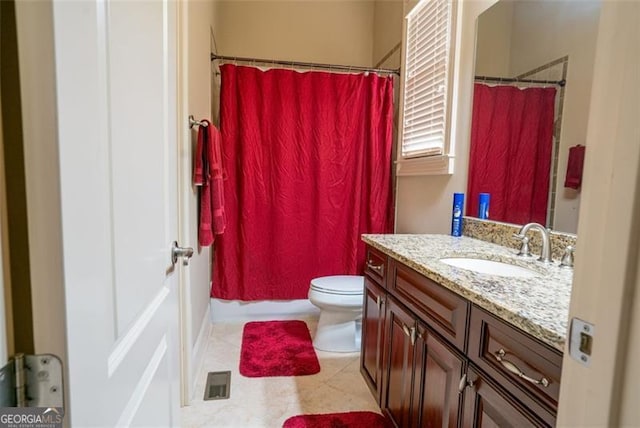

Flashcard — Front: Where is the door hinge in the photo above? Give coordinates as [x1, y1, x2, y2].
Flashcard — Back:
[0, 353, 64, 408]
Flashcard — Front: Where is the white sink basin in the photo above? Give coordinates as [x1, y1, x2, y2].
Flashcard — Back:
[439, 257, 539, 278]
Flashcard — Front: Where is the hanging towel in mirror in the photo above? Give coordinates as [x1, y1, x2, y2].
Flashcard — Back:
[564, 144, 586, 189]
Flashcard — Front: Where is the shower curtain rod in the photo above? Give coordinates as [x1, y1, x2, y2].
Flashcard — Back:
[211, 53, 401, 75]
[475, 75, 566, 87]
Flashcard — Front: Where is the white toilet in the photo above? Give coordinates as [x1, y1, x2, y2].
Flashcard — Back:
[308, 275, 364, 353]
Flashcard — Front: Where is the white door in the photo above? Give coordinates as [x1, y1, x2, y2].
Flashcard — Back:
[52, 1, 182, 426]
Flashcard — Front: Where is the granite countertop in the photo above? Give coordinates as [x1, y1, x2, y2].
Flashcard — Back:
[362, 234, 573, 352]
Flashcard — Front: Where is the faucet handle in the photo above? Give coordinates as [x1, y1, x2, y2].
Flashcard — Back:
[560, 245, 575, 268]
[513, 234, 535, 258]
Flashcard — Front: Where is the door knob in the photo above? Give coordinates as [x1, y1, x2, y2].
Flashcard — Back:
[171, 241, 194, 266]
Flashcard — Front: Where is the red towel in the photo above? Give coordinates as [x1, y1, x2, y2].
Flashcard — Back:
[194, 120, 226, 246]
[564, 145, 586, 189]
[209, 125, 226, 237]
[193, 123, 207, 186]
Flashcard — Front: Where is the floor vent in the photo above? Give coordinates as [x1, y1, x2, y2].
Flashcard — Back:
[203, 371, 231, 401]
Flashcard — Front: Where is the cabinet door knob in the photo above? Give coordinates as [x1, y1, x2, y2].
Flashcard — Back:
[402, 323, 411, 338]
[458, 374, 475, 393]
[494, 349, 550, 388]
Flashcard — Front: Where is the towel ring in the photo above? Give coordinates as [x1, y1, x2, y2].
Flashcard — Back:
[189, 115, 208, 129]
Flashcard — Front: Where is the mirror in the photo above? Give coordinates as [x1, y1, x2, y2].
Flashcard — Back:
[466, 0, 601, 234]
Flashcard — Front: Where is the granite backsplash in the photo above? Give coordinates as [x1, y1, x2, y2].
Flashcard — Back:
[462, 217, 577, 262]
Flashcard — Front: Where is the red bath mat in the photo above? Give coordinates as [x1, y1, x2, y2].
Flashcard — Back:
[239, 320, 320, 377]
[283, 411, 389, 428]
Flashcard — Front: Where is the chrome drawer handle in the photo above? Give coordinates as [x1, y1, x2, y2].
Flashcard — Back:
[366, 260, 384, 276]
[494, 349, 550, 388]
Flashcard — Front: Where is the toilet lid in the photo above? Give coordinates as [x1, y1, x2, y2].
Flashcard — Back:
[310, 275, 364, 295]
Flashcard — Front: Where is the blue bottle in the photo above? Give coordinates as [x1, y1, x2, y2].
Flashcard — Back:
[451, 193, 464, 237]
[478, 193, 490, 219]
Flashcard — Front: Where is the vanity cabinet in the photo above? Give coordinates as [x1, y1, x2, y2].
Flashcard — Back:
[413, 321, 465, 428]
[361, 276, 387, 404]
[462, 367, 549, 427]
[383, 297, 418, 427]
[381, 295, 466, 428]
[360, 244, 562, 428]
[466, 306, 561, 427]
[365, 246, 389, 288]
[390, 262, 469, 352]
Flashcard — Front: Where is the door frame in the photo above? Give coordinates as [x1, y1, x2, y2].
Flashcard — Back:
[176, 0, 196, 407]
[0, 63, 9, 365]
[556, 1, 640, 425]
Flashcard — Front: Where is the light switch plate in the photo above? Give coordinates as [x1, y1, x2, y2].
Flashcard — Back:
[569, 318, 594, 367]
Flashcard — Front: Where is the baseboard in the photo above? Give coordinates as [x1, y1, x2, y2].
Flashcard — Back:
[190, 305, 212, 402]
[210, 298, 320, 323]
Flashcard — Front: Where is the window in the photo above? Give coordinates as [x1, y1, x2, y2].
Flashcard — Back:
[398, 0, 457, 175]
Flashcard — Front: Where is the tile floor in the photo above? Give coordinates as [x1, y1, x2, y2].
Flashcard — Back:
[181, 317, 380, 427]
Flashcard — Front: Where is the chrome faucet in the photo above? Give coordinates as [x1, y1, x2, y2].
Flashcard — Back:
[514, 222, 552, 263]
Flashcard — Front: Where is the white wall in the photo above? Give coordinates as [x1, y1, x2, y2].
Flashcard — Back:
[213, 0, 375, 67]
[508, 0, 600, 233]
[373, 0, 403, 68]
[178, 0, 220, 404]
[474, 1, 513, 77]
[185, 0, 216, 353]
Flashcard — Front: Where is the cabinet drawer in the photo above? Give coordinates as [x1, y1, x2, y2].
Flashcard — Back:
[390, 263, 469, 352]
[468, 306, 562, 411]
[463, 366, 555, 428]
[365, 246, 388, 287]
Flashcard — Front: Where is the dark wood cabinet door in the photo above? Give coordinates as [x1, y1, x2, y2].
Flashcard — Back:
[462, 367, 549, 428]
[361, 277, 386, 404]
[413, 323, 465, 428]
[383, 297, 417, 428]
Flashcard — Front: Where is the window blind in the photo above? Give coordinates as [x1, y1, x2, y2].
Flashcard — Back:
[402, 0, 453, 158]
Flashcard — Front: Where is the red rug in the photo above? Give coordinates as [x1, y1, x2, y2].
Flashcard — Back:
[283, 411, 389, 428]
[239, 320, 320, 377]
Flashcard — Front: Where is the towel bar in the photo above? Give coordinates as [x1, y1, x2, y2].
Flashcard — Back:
[189, 115, 208, 129]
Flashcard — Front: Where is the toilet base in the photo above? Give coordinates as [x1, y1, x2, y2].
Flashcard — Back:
[313, 310, 362, 353]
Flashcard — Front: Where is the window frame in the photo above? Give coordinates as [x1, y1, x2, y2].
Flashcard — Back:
[396, 0, 459, 176]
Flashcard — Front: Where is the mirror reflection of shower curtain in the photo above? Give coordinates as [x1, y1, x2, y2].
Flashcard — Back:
[212, 64, 395, 301]
[467, 83, 556, 225]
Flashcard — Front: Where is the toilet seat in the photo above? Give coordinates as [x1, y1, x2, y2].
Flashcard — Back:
[310, 275, 364, 296]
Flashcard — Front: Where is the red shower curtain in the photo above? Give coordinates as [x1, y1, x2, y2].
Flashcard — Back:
[467, 83, 556, 225]
[213, 65, 394, 301]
